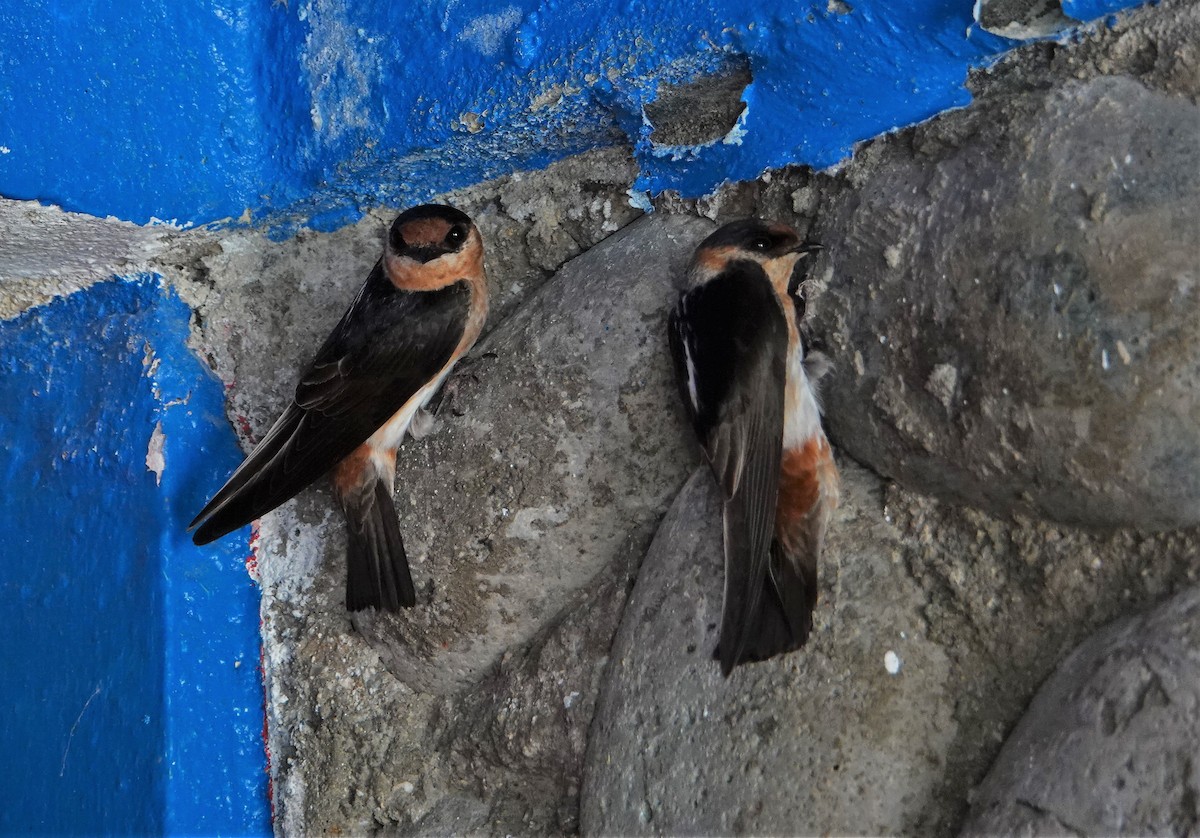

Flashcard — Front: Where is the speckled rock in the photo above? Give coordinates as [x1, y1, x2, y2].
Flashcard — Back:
[809, 71, 1200, 530]
[582, 463, 955, 836]
[423, 529, 644, 834]
[961, 586, 1200, 836]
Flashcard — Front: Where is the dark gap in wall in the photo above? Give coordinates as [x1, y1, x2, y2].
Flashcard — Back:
[645, 54, 753, 147]
[975, 0, 1077, 38]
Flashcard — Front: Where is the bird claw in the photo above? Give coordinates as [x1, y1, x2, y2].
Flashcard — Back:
[408, 406, 441, 440]
[803, 350, 833, 383]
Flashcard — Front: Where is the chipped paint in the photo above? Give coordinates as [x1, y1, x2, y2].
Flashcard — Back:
[147, 421, 166, 485]
[0, 0, 1149, 232]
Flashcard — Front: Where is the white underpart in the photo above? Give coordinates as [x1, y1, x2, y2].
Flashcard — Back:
[365, 363, 457, 481]
[783, 342, 822, 448]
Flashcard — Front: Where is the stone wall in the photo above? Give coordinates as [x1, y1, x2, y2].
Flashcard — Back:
[2, 0, 1197, 833]
[223, 2, 1198, 830]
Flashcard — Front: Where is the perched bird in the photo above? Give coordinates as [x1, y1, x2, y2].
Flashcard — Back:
[190, 204, 488, 612]
[667, 218, 839, 676]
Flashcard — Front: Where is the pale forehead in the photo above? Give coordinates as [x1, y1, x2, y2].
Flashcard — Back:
[399, 217, 453, 246]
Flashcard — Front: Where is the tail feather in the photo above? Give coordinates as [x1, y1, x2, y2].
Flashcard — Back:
[712, 387, 785, 676]
[344, 481, 416, 611]
[730, 540, 816, 667]
[718, 433, 838, 673]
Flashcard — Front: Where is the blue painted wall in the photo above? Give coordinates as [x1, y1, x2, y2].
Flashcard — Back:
[1063, 0, 1144, 19]
[0, 0, 1145, 232]
[0, 1, 270, 225]
[0, 277, 268, 835]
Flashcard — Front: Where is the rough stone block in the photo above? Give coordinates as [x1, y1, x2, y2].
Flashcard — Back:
[582, 463, 955, 835]
[962, 586, 1200, 836]
[814, 74, 1200, 530]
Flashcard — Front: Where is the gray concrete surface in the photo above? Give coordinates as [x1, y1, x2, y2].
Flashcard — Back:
[962, 587, 1200, 836]
[645, 55, 752, 147]
[583, 464, 954, 836]
[0, 200, 170, 318]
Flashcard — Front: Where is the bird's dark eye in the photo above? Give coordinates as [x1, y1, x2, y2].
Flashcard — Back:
[445, 225, 466, 246]
[750, 236, 772, 251]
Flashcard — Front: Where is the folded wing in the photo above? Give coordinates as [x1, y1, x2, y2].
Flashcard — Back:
[191, 263, 470, 545]
[668, 263, 788, 676]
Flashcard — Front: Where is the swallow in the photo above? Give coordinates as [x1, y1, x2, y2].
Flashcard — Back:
[190, 204, 488, 612]
[668, 218, 839, 676]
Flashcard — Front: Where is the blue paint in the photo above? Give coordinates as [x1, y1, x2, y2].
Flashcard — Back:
[0, 0, 1147, 230]
[627, 3, 1015, 197]
[0, 0, 273, 225]
[1063, 0, 1145, 19]
[0, 277, 268, 835]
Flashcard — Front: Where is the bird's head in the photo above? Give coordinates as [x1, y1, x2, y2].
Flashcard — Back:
[686, 218, 821, 293]
[384, 204, 484, 290]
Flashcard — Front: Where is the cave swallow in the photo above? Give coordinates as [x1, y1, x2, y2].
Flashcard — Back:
[668, 218, 839, 675]
[190, 204, 489, 611]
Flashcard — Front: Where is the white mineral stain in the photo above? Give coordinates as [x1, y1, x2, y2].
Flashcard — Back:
[506, 505, 568, 540]
[459, 8, 523, 56]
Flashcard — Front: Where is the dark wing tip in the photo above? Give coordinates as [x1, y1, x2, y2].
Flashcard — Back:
[713, 548, 816, 674]
[187, 502, 215, 533]
[715, 643, 737, 678]
[191, 517, 228, 547]
[190, 506, 255, 547]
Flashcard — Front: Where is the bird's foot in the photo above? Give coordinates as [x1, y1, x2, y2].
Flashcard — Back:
[408, 406, 441, 440]
[425, 351, 496, 418]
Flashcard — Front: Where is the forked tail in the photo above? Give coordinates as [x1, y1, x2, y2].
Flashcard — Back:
[344, 480, 416, 611]
[727, 540, 817, 668]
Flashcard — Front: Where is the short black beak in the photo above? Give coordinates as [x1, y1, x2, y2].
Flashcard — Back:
[405, 245, 443, 264]
[790, 241, 823, 256]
